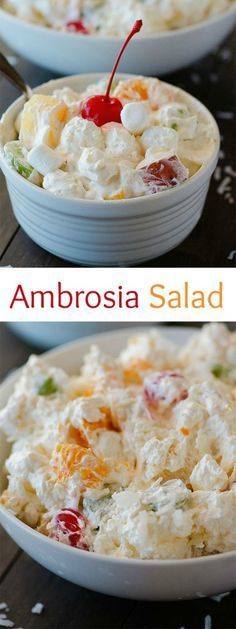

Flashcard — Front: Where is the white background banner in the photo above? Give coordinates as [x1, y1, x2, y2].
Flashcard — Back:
[0, 267, 235, 322]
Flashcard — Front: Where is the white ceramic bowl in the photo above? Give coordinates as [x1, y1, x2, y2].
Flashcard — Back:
[0, 74, 220, 266]
[0, 5, 235, 75]
[0, 326, 235, 601]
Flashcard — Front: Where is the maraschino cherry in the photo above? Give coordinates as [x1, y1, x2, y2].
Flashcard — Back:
[65, 19, 89, 34]
[140, 156, 188, 193]
[80, 19, 143, 127]
[53, 508, 88, 549]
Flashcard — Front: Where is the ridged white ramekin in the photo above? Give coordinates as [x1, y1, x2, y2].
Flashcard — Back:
[0, 74, 220, 266]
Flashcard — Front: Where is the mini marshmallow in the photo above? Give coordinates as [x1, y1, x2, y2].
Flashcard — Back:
[78, 147, 118, 184]
[140, 126, 178, 153]
[119, 161, 147, 198]
[121, 102, 150, 135]
[60, 117, 105, 156]
[53, 87, 81, 106]
[156, 102, 197, 140]
[43, 169, 85, 198]
[27, 144, 64, 176]
[104, 123, 140, 161]
[190, 454, 228, 491]
[138, 145, 176, 169]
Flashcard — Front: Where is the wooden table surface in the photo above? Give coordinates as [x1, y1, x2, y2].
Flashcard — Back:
[0, 324, 235, 629]
[0, 32, 236, 268]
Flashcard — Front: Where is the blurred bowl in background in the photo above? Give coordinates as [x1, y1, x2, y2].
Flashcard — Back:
[7, 322, 139, 349]
[0, 5, 235, 75]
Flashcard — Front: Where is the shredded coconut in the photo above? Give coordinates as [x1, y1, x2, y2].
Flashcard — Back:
[31, 603, 44, 615]
[204, 615, 212, 629]
[211, 591, 230, 602]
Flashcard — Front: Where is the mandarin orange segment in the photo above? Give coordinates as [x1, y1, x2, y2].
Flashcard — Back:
[123, 360, 152, 385]
[80, 462, 108, 487]
[99, 405, 118, 429]
[82, 406, 118, 432]
[53, 443, 86, 480]
[83, 419, 107, 432]
[114, 79, 148, 103]
[53, 443, 108, 487]
[104, 191, 125, 201]
[180, 427, 190, 436]
[68, 425, 89, 448]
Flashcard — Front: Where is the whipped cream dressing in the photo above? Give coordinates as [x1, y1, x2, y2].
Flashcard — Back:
[4, 76, 217, 201]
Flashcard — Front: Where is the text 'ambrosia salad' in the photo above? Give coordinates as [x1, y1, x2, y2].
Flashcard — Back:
[4, 76, 217, 201]
[3, 0, 236, 35]
[1, 324, 236, 560]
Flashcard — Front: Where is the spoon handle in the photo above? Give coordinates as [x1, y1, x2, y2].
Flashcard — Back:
[0, 52, 32, 99]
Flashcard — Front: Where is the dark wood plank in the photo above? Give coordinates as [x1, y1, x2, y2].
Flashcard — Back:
[0, 551, 235, 629]
[0, 324, 37, 380]
[0, 228, 74, 267]
[0, 173, 18, 257]
[0, 42, 56, 116]
[0, 553, 135, 629]
[123, 593, 236, 629]
[0, 528, 20, 580]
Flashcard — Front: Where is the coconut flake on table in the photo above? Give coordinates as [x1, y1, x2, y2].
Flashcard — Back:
[211, 591, 230, 602]
[228, 250, 236, 261]
[213, 140, 236, 206]
[0, 620, 14, 628]
[204, 616, 212, 629]
[219, 48, 232, 62]
[31, 602, 44, 615]
[216, 111, 234, 120]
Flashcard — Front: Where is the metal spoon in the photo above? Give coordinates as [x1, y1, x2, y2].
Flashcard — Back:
[0, 52, 32, 100]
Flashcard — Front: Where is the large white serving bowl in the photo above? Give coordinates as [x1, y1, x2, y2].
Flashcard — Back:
[0, 325, 236, 601]
[0, 5, 235, 75]
[0, 74, 220, 266]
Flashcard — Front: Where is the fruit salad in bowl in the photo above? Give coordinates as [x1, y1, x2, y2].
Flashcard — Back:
[0, 23, 220, 264]
[2, 0, 236, 36]
[3, 74, 217, 202]
[0, 325, 235, 599]
[0, 324, 236, 561]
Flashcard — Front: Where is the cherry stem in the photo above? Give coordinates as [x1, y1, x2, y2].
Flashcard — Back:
[105, 19, 143, 102]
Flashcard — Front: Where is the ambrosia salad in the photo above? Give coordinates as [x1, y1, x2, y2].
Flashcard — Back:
[0, 324, 236, 560]
[4, 75, 217, 201]
[2, 0, 235, 35]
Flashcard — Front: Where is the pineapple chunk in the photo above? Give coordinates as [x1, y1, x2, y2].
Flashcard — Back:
[104, 191, 125, 200]
[19, 94, 68, 150]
